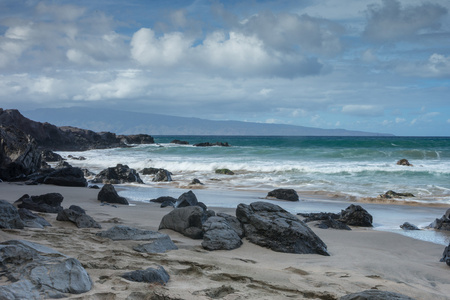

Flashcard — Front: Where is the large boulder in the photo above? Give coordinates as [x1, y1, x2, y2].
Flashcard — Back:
[56, 205, 101, 228]
[152, 169, 172, 182]
[0, 240, 92, 299]
[236, 201, 329, 256]
[159, 206, 207, 239]
[428, 208, 450, 231]
[0, 199, 25, 229]
[18, 208, 51, 229]
[340, 290, 416, 300]
[440, 243, 450, 266]
[267, 188, 299, 201]
[175, 190, 199, 208]
[92, 164, 143, 184]
[42, 167, 87, 187]
[0, 124, 41, 181]
[202, 216, 242, 251]
[97, 184, 129, 205]
[122, 266, 169, 285]
[217, 212, 244, 238]
[338, 204, 373, 227]
[41, 149, 63, 162]
[16, 193, 64, 213]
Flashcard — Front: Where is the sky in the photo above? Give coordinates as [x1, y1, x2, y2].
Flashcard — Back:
[0, 0, 449, 136]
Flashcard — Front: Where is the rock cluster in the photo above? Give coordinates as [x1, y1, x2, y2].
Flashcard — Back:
[92, 164, 143, 184]
[428, 208, 450, 231]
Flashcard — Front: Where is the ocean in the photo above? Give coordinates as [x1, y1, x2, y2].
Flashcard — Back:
[57, 135, 450, 245]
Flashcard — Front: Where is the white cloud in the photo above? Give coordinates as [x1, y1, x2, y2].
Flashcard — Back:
[341, 104, 383, 116]
[397, 54, 450, 78]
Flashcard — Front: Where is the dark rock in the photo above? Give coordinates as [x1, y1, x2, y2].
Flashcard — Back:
[316, 217, 351, 230]
[119, 134, 155, 145]
[202, 216, 242, 251]
[18, 208, 51, 229]
[56, 207, 101, 229]
[97, 184, 129, 205]
[133, 235, 178, 254]
[96, 225, 168, 241]
[194, 142, 229, 147]
[379, 190, 415, 199]
[0, 240, 92, 298]
[150, 196, 177, 204]
[171, 139, 189, 145]
[67, 155, 86, 160]
[175, 190, 200, 208]
[55, 160, 72, 169]
[440, 243, 450, 266]
[339, 204, 373, 227]
[0, 124, 41, 181]
[161, 200, 175, 208]
[142, 167, 163, 175]
[297, 212, 341, 223]
[215, 168, 235, 175]
[400, 222, 420, 230]
[42, 167, 87, 187]
[82, 168, 95, 177]
[340, 289, 416, 300]
[152, 169, 172, 182]
[267, 188, 299, 201]
[236, 201, 329, 256]
[0, 108, 154, 151]
[0, 199, 25, 229]
[122, 266, 169, 285]
[190, 178, 203, 185]
[16, 193, 64, 213]
[159, 206, 207, 239]
[41, 149, 63, 162]
[92, 164, 143, 184]
[89, 184, 100, 189]
[427, 208, 450, 231]
[397, 158, 413, 166]
[217, 212, 244, 238]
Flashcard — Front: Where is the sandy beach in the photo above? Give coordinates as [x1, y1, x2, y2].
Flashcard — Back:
[1, 181, 449, 300]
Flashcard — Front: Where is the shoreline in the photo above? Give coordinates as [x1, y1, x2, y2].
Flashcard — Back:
[1, 181, 450, 299]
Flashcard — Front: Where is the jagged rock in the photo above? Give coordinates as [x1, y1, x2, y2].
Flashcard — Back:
[428, 208, 450, 231]
[92, 164, 143, 184]
[122, 266, 169, 285]
[97, 184, 129, 205]
[202, 216, 242, 251]
[119, 134, 155, 145]
[397, 158, 413, 166]
[339, 204, 373, 227]
[152, 169, 172, 182]
[316, 217, 351, 230]
[0, 199, 25, 229]
[440, 243, 450, 266]
[340, 290, 416, 300]
[16, 193, 64, 213]
[56, 206, 101, 228]
[217, 212, 244, 238]
[215, 168, 234, 175]
[0, 240, 92, 299]
[0, 124, 41, 181]
[55, 160, 72, 169]
[190, 178, 203, 185]
[175, 190, 200, 208]
[379, 190, 415, 199]
[159, 206, 207, 239]
[267, 188, 299, 201]
[18, 208, 51, 229]
[41, 149, 63, 162]
[400, 222, 420, 230]
[236, 201, 329, 256]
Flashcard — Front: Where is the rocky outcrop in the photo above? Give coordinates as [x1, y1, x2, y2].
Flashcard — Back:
[171, 139, 189, 145]
[0, 108, 154, 151]
[267, 188, 299, 201]
[194, 142, 230, 147]
[428, 208, 450, 231]
[92, 164, 143, 184]
[0, 125, 41, 181]
[159, 206, 207, 239]
[217, 212, 244, 238]
[97, 184, 129, 205]
[0, 240, 92, 299]
[56, 205, 101, 228]
[0, 199, 25, 229]
[202, 216, 242, 251]
[41, 149, 63, 162]
[236, 201, 329, 256]
[152, 169, 172, 182]
[122, 266, 169, 285]
[379, 190, 415, 199]
[339, 204, 373, 227]
[18, 208, 51, 229]
[397, 158, 413, 166]
[16, 193, 64, 214]
[340, 290, 416, 300]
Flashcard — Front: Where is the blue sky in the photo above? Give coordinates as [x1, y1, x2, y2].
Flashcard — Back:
[0, 0, 449, 136]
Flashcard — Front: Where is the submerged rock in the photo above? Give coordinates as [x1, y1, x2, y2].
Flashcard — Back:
[379, 190, 415, 199]
[400, 222, 420, 231]
[397, 158, 413, 166]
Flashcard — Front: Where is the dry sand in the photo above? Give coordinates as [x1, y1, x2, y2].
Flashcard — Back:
[1, 181, 449, 300]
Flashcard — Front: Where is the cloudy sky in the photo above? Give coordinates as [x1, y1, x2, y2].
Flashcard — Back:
[1, 0, 449, 136]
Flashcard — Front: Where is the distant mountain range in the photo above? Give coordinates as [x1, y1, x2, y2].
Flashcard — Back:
[23, 107, 393, 136]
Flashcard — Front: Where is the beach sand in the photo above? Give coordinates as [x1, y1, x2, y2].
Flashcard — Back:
[1, 182, 449, 300]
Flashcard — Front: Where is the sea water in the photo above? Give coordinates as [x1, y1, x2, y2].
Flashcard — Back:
[57, 136, 450, 245]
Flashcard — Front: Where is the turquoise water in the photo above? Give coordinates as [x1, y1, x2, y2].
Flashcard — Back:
[59, 136, 450, 204]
